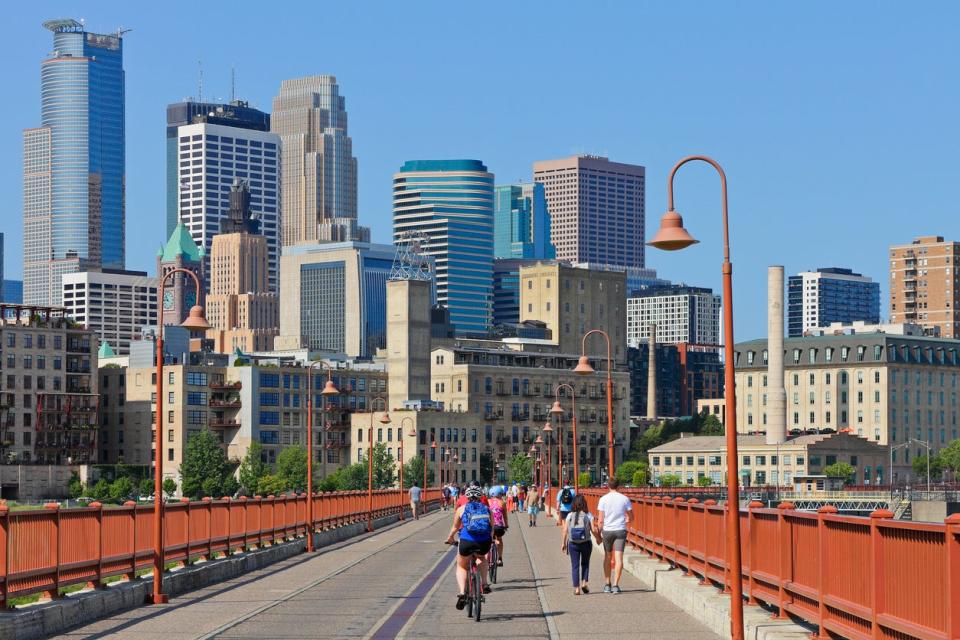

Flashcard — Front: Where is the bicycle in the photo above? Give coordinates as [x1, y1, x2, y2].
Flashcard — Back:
[448, 540, 486, 621]
[487, 538, 499, 585]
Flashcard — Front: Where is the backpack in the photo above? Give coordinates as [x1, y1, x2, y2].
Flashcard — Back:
[488, 498, 506, 528]
[569, 511, 589, 543]
[442, 487, 450, 498]
[462, 501, 492, 540]
[560, 487, 573, 506]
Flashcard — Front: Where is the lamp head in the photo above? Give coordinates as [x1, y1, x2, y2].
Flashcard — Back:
[407, 427, 416, 437]
[573, 355, 595, 375]
[181, 305, 211, 332]
[648, 210, 699, 251]
[379, 412, 391, 424]
[321, 379, 340, 396]
[542, 422, 553, 433]
[550, 400, 564, 415]
[431, 440, 437, 449]
[535, 435, 544, 444]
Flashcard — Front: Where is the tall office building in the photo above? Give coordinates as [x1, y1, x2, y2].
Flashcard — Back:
[171, 113, 280, 292]
[24, 19, 126, 306]
[627, 285, 722, 347]
[533, 155, 645, 269]
[2, 281, 23, 304]
[787, 267, 880, 337]
[393, 160, 495, 334]
[271, 76, 367, 247]
[0, 233, 4, 302]
[276, 241, 395, 357]
[166, 100, 271, 237]
[205, 181, 279, 353]
[493, 183, 555, 259]
[890, 236, 960, 339]
[62, 269, 158, 355]
[493, 259, 524, 326]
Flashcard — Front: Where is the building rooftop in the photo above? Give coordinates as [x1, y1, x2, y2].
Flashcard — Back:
[649, 432, 881, 452]
[97, 342, 116, 358]
[399, 159, 488, 173]
[158, 222, 204, 262]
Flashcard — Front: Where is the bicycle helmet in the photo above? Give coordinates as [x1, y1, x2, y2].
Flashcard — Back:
[465, 486, 484, 500]
[489, 486, 504, 497]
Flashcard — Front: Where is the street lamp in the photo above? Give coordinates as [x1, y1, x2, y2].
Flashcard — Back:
[306, 361, 340, 551]
[552, 383, 580, 490]
[573, 331, 615, 481]
[367, 397, 391, 532]
[648, 154, 743, 640]
[890, 438, 931, 492]
[150, 268, 210, 605]
[430, 440, 438, 490]
[541, 423, 553, 508]
[398, 417, 416, 521]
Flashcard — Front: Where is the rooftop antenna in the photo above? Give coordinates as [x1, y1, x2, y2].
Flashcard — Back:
[198, 60, 203, 103]
[116, 26, 132, 38]
[230, 67, 236, 103]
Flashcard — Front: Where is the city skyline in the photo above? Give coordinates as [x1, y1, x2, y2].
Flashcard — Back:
[2, 4, 959, 341]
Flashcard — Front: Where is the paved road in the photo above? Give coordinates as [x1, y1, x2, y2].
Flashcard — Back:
[57, 508, 717, 639]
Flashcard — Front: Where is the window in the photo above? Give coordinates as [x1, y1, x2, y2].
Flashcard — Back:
[186, 392, 206, 406]
[186, 371, 207, 386]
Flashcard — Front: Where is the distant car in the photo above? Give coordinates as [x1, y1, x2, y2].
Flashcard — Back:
[76, 496, 94, 504]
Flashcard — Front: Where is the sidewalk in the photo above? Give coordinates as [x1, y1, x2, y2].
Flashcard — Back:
[517, 509, 718, 639]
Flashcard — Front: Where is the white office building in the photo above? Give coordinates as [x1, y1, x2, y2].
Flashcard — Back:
[62, 269, 158, 355]
[175, 122, 280, 292]
[627, 284, 721, 346]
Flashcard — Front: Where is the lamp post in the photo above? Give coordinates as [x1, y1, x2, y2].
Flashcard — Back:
[541, 424, 552, 511]
[367, 396, 391, 532]
[891, 438, 931, 492]
[552, 383, 579, 490]
[306, 362, 340, 551]
[535, 434, 546, 491]
[573, 331, 615, 481]
[453, 451, 461, 485]
[398, 417, 417, 520]
[648, 154, 742, 640]
[149, 268, 210, 605]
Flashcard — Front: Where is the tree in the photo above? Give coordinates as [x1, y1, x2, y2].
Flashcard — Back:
[700, 414, 724, 436]
[507, 452, 533, 485]
[331, 463, 367, 491]
[615, 460, 647, 485]
[912, 453, 943, 482]
[479, 452, 495, 485]
[139, 478, 155, 497]
[938, 440, 960, 474]
[68, 473, 84, 499]
[577, 471, 592, 488]
[109, 476, 134, 503]
[696, 475, 714, 487]
[361, 443, 396, 489]
[659, 474, 683, 488]
[402, 455, 433, 489]
[238, 442, 267, 495]
[89, 478, 110, 501]
[632, 469, 649, 487]
[179, 429, 231, 498]
[256, 474, 287, 496]
[823, 462, 856, 485]
[276, 445, 308, 493]
[162, 478, 178, 498]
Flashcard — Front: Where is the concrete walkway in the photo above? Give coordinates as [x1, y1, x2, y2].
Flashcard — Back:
[52, 507, 718, 639]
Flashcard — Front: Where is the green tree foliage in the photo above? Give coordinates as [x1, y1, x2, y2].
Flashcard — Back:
[696, 475, 714, 487]
[139, 478, 155, 497]
[577, 471, 592, 488]
[659, 474, 683, 488]
[822, 462, 856, 485]
[364, 443, 396, 489]
[108, 476, 134, 503]
[912, 453, 943, 481]
[179, 429, 231, 498]
[276, 445, 309, 493]
[507, 452, 533, 485]
[938, 440, 960, 474]
[331, 463, 368, 491]
[162, 478, 178, 498]
[632, 469, 649, 487]
[89, 478, 110, 501]
[238, 442, 267, 494]
[615, 460, 647, 485]
[402, 454, 433, 489]
[256, 474, 287, 496]
[479, 452, 495, 485]
[68, 473, 84, 499]
[700, 414, 724, 436]
[629, 411, 724, 462]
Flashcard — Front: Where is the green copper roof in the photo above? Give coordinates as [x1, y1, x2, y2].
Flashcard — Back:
[97, 342, 116, 358]
[160, 223, 203, 262]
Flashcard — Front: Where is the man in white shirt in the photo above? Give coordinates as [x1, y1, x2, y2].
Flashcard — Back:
[409, 483, 422, 520]
[596, 478, 633, 593]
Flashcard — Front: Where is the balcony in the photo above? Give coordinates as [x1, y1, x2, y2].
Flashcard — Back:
[209, 419, 240, 428]
[484, 413, 502, 421]
[325, 439, 350, 449]
[210, 380, 242, 390]
[209, 398, 241, 409]
[510, 413, 530, 422]
[495, 436, 513, 445]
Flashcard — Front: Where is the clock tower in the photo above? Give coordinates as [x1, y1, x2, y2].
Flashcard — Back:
[156, 222, 206, 326]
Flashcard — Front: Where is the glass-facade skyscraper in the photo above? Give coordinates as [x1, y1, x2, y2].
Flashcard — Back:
[393, 160, 494, 335]
[493, 183, 555, 259]
[24, 19, 126, 306]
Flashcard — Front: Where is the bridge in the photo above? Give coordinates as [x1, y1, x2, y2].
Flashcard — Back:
[1, 489, 957, 639]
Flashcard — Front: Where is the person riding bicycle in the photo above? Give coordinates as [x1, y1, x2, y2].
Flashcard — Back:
[456, 480, 489, 508]
[487, 485, 508, 566]
[445, 485, 493, 609]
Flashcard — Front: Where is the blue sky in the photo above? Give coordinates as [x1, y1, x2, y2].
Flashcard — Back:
[2, 2, 958, 341]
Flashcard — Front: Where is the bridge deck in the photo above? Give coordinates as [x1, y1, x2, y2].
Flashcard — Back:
[57, 509, 718, 639]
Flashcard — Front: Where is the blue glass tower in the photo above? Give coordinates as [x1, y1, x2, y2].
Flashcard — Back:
[24, 19, 126, 305]
[393, 160, 494, 335]
[787, 267, 881, 337]
[493, 183, 555, 259]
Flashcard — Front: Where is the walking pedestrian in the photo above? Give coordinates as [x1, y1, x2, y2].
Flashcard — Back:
[526, 484, 540, 526]
[597, 478, 633, 593]
[409, 482, 422, 520]
[557, 482, 576, 523]
[517, 485, 527, 512]
[561, 494, 601, 595]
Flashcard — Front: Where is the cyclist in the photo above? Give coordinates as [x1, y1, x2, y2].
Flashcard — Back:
[456, 480, 489, 508]
[488, 485, 508, 565]
[445, 485, 493, 609]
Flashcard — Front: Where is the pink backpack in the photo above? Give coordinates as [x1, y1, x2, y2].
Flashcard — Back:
[489, 498, 506, 527]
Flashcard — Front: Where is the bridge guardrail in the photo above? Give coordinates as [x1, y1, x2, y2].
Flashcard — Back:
[0, 488, 440, 608]
[580, 488, 960, 640]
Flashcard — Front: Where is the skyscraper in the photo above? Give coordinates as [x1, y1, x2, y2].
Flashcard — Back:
[393, 160, 494, 334]
[627, 284, 722, 346]
[533, 155, 645, 268]
[787, 267, 880, 337]
[170, 113, 280, 293]
[493, 183, 555, 259]
[24, 19, 126, 306]
[165, 100, 271, 236]
[271, 76, 367, 247]
[205, 181, 279, 353]
[62, 269, 158, 355]
[890, 236, 960, 338]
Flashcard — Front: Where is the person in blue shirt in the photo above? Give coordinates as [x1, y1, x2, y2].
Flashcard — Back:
[557, 483, 576, 521]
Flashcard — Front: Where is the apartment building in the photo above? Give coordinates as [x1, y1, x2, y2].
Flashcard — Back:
[62, 269, 158, 355]
[890, 236, 960, 338]
[429, 343, 630, 484]
[735, 331, 960, 482]
[0, 304, 98, 464]
[648, 432, 887, 487]
[627, 284, 721, 347]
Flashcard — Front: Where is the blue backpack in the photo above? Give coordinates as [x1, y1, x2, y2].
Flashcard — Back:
[461, 501, 492, 540]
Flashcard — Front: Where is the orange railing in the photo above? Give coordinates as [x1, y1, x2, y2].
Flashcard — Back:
[579, 489, 960, 640]
[0, 488, 440, 608]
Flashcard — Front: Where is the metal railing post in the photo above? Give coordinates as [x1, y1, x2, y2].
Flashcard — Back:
[816, 505, 838, 638]
[946, 513, 960, 640]
[701, 499, 716, 585]
[747, 500, 764, 605]
[869, 508, 893, 639]
[774, 502, 795, 619]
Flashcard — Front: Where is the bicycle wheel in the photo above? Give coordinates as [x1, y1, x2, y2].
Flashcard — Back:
[488, 545, 498, 584]
[465, 567, 474, 618]
[473, 564, 483, 621]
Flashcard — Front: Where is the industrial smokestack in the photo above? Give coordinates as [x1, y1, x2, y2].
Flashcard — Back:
[646, 324, 657, 420]
[767, 266, 787, 444]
